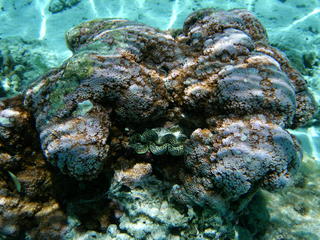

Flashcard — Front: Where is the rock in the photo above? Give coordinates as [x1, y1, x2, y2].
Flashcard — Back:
[48, 0, 81, 13]
[107, 163, 234, 240]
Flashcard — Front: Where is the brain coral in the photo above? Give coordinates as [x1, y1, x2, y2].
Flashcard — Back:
[16, 8, 316, 209]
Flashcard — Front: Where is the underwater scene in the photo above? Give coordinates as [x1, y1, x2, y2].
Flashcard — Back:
[0, 0, 320, 239]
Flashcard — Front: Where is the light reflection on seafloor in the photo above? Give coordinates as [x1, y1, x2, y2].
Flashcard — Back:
[0, 0, 319, 239]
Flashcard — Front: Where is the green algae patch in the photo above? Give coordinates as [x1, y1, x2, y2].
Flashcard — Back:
[46, 53, 95, 117]
[63, 53, 95, 80]
[75, 31, 128, 56]
[47, 76, 79, 117]
[66, 18, 129, 52]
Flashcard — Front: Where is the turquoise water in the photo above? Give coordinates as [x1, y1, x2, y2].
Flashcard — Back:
[0, 0, 320, 239]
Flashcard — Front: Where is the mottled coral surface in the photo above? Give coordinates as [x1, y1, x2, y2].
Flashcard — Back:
[24, 8, 315, 188]
[0, 8, 317, 239]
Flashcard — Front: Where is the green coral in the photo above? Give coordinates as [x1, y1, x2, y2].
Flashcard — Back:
[47, 77, 79, 117]
[47, 53, 94, 117]
[129, 126, 187, 156]
[63, 53, 95, 80]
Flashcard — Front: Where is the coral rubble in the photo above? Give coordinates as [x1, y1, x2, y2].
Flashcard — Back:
[0, 37, 58, 98]
[0, 8, 317, 239]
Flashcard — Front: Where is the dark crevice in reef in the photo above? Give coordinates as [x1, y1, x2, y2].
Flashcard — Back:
[107, 102, 169, 131]
[237, 191, 270, 239]
[49, 170, 117, 233]
[147, 154, 185, 185]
